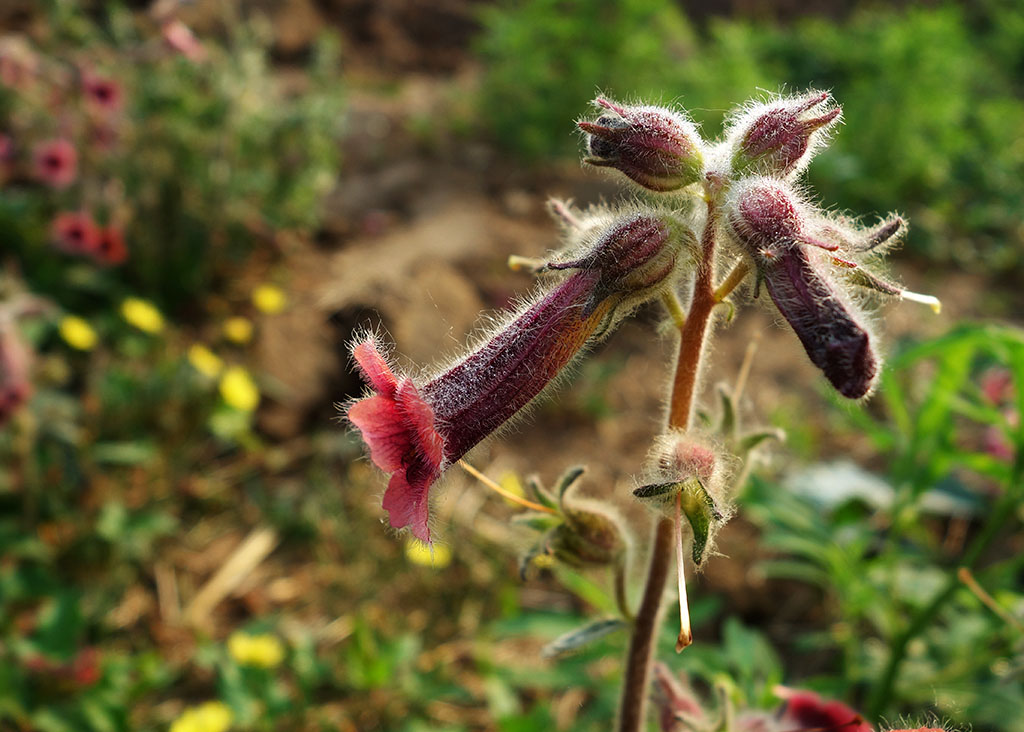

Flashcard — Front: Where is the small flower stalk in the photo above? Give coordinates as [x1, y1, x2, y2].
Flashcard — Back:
[348, 211, 697, 543]
[579, 97, 704, 192]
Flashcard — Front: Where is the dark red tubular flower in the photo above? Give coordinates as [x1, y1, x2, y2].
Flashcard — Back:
[725, 178, 883, 399]
[780, 690, 873, 732]
[728, 91, 841, 179]
[579, 97, 704, 192]
[33, 138, 78, 189]
[348, 213, 692, 542]
[94, 226, 128, 265]
[52, 211, 100, 256]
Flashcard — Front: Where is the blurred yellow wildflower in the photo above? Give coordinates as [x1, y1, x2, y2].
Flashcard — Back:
[59, 316, 97, 351]
[169, 701, 233, 732]
[227, 632, 285, 668]
[223, 317, 254, 344]
[405, 539, 452, 568]
[188, 344, 223, 379]
[219, 366, 260, 411]
[252, 284, 287, 314]
[120, 297, 164, 334]
[499, 471, 526, 507]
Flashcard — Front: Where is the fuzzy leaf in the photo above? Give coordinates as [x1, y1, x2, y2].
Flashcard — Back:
[541, 618, 627, 658]
[511, 512, 563, 532]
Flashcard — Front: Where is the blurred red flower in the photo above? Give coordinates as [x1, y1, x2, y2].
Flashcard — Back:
[94, 226, 128, 265]
[33, 138, 78, 189]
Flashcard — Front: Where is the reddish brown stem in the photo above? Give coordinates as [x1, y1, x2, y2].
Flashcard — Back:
[617, 206, 719, 732]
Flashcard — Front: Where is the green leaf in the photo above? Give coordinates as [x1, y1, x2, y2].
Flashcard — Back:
[541, 618, 627, 658]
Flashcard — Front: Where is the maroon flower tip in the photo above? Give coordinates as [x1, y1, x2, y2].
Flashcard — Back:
[348, 339, 444, 543]
[579, 97, 704, 192]
[52, 211, 100, 256]
[33, 138, 78, 189]
[731, 91, 841, 178]
[781, 691, 873, 732]
[83, 75, 123, 112]
[94, 227, 128, 266]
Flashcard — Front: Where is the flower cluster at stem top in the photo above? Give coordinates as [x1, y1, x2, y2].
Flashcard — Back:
[345, 89, 931, 545]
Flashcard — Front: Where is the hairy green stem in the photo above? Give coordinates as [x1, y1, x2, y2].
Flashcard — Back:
[617, 204, 719, 732]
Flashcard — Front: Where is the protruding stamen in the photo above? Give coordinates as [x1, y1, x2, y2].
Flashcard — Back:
[674, 491, 693, 652]
[459, 460, 558, 514]
[507, 254, 547, 274]
[900, 289, 942, 314]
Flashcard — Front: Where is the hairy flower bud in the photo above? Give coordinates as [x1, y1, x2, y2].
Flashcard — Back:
[727, 91, 841, 179]
[547, 501, 623, 568]
[578, 97, 704, 192]
[348, 212, 694, 542]
[635, 433, 730, 566]
[725, 178, 879, 399]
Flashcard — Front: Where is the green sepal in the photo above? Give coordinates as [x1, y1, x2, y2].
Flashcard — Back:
[511, 511, 563, 532]
[717, 383, 737, 438]
[633, 481, 683, 499]
[525, 474, 559, 510]
[554, 465, 587, 504]
[679, 477, 722, 566]
[737, 427, 784, 455]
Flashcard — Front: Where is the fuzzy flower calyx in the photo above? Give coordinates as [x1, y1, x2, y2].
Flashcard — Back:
[728, 91, 841, 179]
[635, 432, 729, 567]
[579, 97, 704, 192]
[349, 212, 694, 543]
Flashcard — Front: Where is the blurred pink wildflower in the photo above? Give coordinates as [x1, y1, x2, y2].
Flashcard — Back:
[52, 211, 100, 255]
[162, 21, 207, 62]
[33, 138, 78, 189]
[83, 74, 123, 113]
